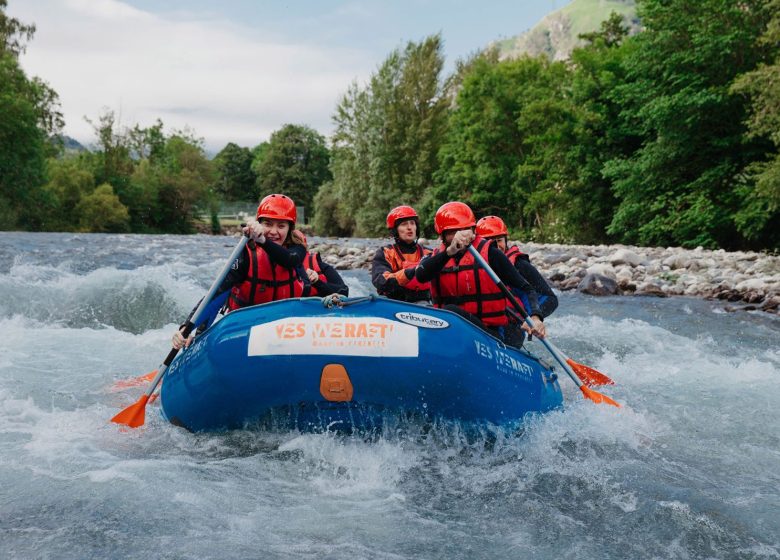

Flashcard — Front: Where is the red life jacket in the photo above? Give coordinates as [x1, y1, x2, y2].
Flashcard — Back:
[382, 243, 432, 293]
[304, 252, 327, 296]
[505, 245, 529, 265]
[430, 236, 508, 326]
[227, 244, 304, 311]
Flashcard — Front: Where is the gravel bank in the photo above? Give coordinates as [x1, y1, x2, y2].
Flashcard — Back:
[305, 237, 780, 314]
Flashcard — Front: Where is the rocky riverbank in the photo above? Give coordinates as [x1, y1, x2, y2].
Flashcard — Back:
[305, 237, 780, 314]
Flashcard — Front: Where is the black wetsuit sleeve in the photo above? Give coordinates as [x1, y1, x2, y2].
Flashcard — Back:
[514, 258, 558, 318]
[415, 250, 449, 283]
[487, 246, 541, 317]
[371, 247, 398, 293]
[261, 240, 304, 268]
[312, 254, 349, 297]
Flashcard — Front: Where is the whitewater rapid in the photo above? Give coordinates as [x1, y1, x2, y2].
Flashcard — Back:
[0, 232, 777, 559]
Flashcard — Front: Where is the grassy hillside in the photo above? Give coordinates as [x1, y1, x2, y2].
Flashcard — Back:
[495, 0, 639, 61]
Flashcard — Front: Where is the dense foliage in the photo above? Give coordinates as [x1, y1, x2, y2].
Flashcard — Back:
[37, 111, 215, 233]
[255, 124, 331, 214]
[0, 0, 62, 230]
[316, 2, 779, 249]
[314, 35, 449, 236]
[2, 0, 779, 248]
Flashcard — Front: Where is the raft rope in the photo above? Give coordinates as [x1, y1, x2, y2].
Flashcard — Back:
[321, 294, 376, 309]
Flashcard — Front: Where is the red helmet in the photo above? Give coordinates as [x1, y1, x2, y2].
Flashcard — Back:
[256, 194, 296, 223]
[386, 205, 419, 229]
[434, 202, 476, 234]
[476, 215, 508, 238]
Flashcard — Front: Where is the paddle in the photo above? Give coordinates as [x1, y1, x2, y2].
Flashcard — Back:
[110, 236, 249, 428]
[467, 245, 620, 407]
[505, 307, 614, 387]
[109, 290, 232, 392]
[110, 369, 158, 391]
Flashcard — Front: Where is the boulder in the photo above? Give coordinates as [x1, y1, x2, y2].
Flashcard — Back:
[577, 273, 618, 296]
[559, 276, 581, 291]
[761, 296, 780, 312]
[542, 253, 571, 265]
[585, 263, 617, 280]
[662, 253, 691, 270]
[608, 248, 644, 267]
[635, 282, 667, 297]
[735, 278, 767, 293]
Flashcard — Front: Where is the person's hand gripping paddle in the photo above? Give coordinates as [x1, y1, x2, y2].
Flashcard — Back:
[468, 245, 620, 407]
[110, 236, 248, 428]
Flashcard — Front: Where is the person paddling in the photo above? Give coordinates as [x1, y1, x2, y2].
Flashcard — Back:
[476, 215, 557, 346]
[371, 205, 432, 304]
[172, 193, 307, 349]
[415, 202, 546, 344]
[476, 215, 558, 318]
[293, 229, 349, 298]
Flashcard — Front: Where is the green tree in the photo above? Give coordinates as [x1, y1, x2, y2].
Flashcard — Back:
[41, 157, 95, 230]
[0, 1, 62, 230]
[79, 115, 213, 233]
[256, 124, 331, 218]
[155, 134, 214, 233]
[557, 11, 638, 243]
[214, 142, 257, 200]
[731, 0, 780, 248]
[0, 0, 33, 57]
[86, 109, 134, 195]
[604, 0, 775, 248]
[312, 181, 352, 236]
[326, 81, 375, 234]
[127, 119, 165, 162]
[75, 183, 130, 232]
[324, 34, 449, 236]
[250, 141, 269, 184]
[433, 55, 569, 238]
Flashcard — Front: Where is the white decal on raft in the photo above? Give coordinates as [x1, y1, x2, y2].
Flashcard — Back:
[248, 317, 419, 357]
[394, 311, 449, 329]
[473, 340, 534, 379]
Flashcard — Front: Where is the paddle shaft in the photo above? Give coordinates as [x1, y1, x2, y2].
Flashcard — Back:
[466, 245, 586, 390]
[140, 236, 249, 399]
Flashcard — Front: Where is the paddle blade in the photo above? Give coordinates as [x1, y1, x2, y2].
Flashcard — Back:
[110, 394, 150, 428]
[580, 385, 621, 408]
[566, 358, 614, 387]
[110, 370, 158, 391]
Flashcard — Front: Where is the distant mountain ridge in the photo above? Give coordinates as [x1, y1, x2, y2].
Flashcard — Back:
[58, 135, 87, 153]
[494, 0, 640, 61]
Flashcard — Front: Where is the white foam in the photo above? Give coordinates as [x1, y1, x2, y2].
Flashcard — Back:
[277, 431, 419, 497]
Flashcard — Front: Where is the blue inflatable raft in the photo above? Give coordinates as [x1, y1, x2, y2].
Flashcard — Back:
[160, 296, 563, 432]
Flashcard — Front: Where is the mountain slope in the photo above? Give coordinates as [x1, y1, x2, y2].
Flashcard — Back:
[494, 0, 640, 61]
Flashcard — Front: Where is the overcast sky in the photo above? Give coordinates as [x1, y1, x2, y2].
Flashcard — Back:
[10, 0, 564, 153]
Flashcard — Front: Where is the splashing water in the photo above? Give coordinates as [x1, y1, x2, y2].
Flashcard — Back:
[0, 232, 778, 559]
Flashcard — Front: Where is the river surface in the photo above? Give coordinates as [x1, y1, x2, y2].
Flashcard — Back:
[1, 232, 778, 559]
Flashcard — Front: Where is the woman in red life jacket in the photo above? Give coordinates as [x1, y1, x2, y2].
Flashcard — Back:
[476, 215, 558, 319]
[293, 229, 349, 298]
[172, 193, 306, 349]
[415, 202, 546, 342]
[371, 205, 433, 303]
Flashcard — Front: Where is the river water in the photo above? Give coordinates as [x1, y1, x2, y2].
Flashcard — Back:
[1, 232, 778, 559]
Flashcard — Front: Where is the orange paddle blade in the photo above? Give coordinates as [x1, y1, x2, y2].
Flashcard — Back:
[110, 370, 158, 391]
[110, 394, 150, 428]
[580, 385, 621, 407]
[566, 358, 614, 387]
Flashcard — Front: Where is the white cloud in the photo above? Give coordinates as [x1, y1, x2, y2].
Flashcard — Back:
[11, 0, 374, 152]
